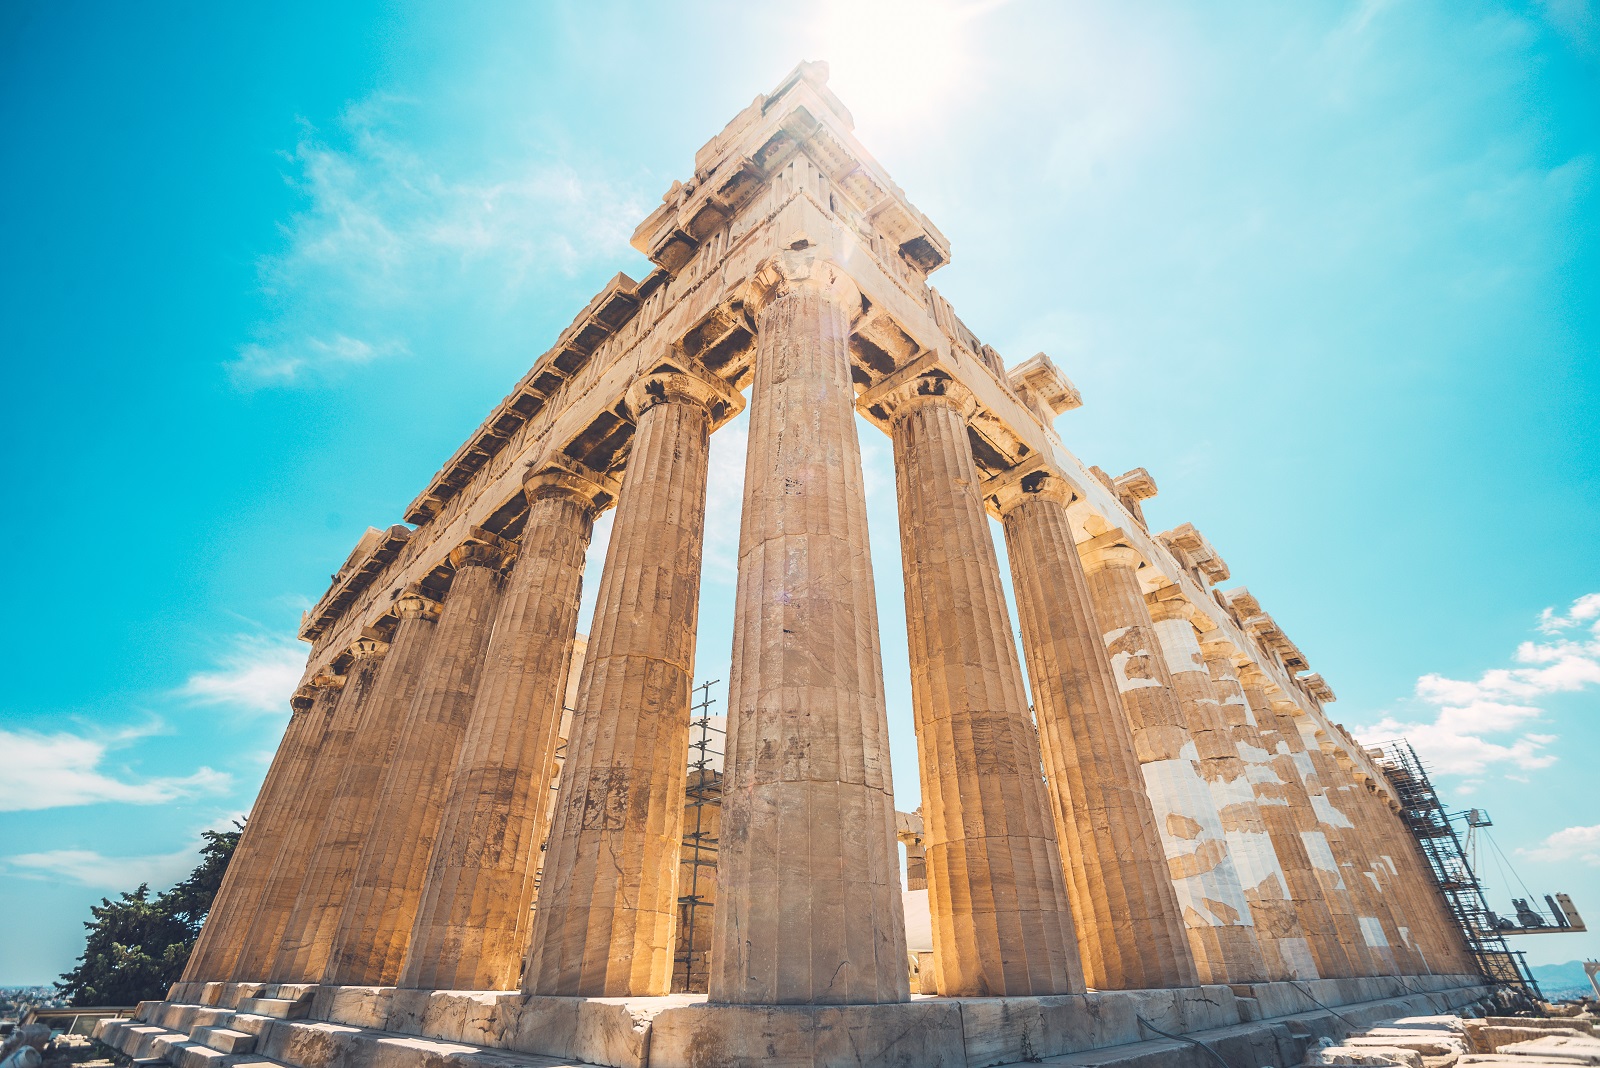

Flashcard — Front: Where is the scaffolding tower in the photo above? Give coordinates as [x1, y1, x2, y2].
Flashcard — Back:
[673, 679, 724, 994]
[1374, 740, 1542, 1005]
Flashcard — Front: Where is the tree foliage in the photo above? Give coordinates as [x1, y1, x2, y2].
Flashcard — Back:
[55, 826, 240, 1006]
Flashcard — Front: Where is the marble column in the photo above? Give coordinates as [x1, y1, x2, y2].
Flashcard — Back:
[525, 370, 731, 997]
[885, 376, 1082, 997]
[1148, 600, 1311, 981]
[1327, 754, 1427, 974]
[1353, 783, 1471, 973]
[272, 588, 441, 982]
[1288, 714, 1405, 975]
[1203, 642, 1351, 980]
[182, 673, 342, 981]
[708, 251, 909, 1005]
[996, 474, 1197, 991]
[235, 640, 389, 981]
[401, 467, 607, 992]
[324, 537, 508, 986]
[1244, 681, 1377, 976]
[1081, 534, 1267, 984]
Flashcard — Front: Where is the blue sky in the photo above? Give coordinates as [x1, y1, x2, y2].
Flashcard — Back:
[2, 0, 1596, 985]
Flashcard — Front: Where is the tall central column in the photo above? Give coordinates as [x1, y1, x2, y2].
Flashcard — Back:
[324, 538, 507, 986]
[1202, 642, 1351, 980]
[525, 370, 729, 997]
[403, 465, 607, 992]
[1148, 598, 1311, 981]
[708, 251, 909, 1005]
[1081, 534, 1266, 983]
[996, 475, 1197, 990]
[885, 376, 1082, 997]
[272, 588, 441, 982]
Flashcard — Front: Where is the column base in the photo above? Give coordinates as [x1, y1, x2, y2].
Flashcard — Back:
[102, 974, 1493, 1068]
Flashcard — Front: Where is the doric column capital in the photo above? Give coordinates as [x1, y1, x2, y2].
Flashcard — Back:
[624, 368, 742, 422]
[992, 469, 1075, 517]
[310, 665, 347, 692]
[1146, 585, 1215, 632]
[349, 637, 391, 661]
[395, 585, 443, 622]
[1198, 634, 1239, 662]
[746, 247, 861, 317]
[1078, 529, 1142, 575]
[449, 530, 514, 573]
[877, 373, 977, 425]
[291, 684, 318, 711]
[1236, 661, 1270, 689]
[522, 462, 613, 516]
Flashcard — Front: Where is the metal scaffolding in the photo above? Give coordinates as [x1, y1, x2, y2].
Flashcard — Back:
[673, 679, 724, 994]
[1374, 740, 1542, 1005]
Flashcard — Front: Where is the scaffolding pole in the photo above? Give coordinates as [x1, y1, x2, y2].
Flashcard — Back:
[673, 679, 724, 994]
[1375, 740, 1542, 1006]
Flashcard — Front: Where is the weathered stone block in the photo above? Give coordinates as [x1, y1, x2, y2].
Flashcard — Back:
[646, 1001, 965, 1068]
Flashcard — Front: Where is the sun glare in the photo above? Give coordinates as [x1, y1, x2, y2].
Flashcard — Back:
[812, 0, 997, 127]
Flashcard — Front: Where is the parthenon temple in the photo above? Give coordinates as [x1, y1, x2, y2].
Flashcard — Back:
[98, 62, 1498, 1068]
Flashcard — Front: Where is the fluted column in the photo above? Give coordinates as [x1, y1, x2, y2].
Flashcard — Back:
[1348, 781, 1471, 973]
[1244, 676, 1377, 976]
[272, 589, 441, 982]
[182, 674, 342, 981]
[235, 640, 389, 981]
[709, 251, 909, 1005]
[1148, 598, 1310, 981]
[1203, 642, 1351, 980]
[401, 467, 607, 991]
[1081, 534, 1266, 984]
[996, 475, 1197, 991]
[324, 538, 508, 986]
[884, 377, 1082, 997]
[525, 370, 732, 997]
[1323, 751, 1425, 974]
[1285, 713, 1405, 974]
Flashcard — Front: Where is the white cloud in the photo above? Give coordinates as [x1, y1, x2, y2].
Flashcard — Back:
[229, 334, 405, 386]
[0, 728, 229, 813]
[234, 97, 649, 387]
[1355, 591, 1600, 775]
[178, 633, 305, 715]
[5, 845, 201, 891]
[1518, 824, 1600, 867]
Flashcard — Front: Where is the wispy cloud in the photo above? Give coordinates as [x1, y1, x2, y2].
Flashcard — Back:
[234, 96, 649, 387]
[5, 844, 201, 891]
[1518, 824, 1600, 867]
[178, 633, 305, 715]
[1355, 591, 1600, 775]
[0, 727, 229, 813]
[229, 334, 406, 386]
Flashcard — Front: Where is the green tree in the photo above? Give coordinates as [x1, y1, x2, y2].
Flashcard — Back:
[56, 826, 241, 1006]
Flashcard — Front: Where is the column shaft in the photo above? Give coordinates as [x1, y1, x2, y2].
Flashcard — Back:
[272, 593, 440, 982]
[1206, 650, 1352, 980]
[1150, 609, 1311, 981]
[709, 253, 908, 1005]
[401, 477, 599, 992]
[890, 383, 1082, 996]
[1247, 689, 1378, 976]
[324, 545, 505, 986]
[525, 376, 720, 997]
[235, 644, 387, 981]
[999, 482, 1197, 990]
[182, 680, 340, 981]
[1082, 540, 1266, 983]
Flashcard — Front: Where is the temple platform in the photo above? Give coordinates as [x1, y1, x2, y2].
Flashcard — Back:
[93, 974, 1492, 1068]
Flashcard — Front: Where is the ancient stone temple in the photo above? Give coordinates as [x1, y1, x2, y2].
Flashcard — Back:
[98, 63, 1494, 1068]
